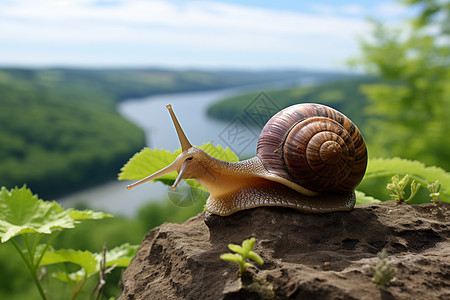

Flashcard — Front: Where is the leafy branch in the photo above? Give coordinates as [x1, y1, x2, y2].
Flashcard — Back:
[0, 186, 137, 300]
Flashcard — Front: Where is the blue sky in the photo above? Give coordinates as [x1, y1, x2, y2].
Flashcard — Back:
[0, 0, 416, 70]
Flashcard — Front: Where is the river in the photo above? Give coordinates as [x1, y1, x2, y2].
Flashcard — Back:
[59, 77, 320, 217]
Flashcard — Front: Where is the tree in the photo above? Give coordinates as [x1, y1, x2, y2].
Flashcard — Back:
[352, 0, 450, 170]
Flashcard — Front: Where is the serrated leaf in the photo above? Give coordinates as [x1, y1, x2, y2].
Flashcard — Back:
[0, 186, 111, 243]
[0, 186, 76, 243]
[40, 249, 98, 275]
[200, 144, 239, 163]
[364, 157, 450, 202]
[355, 190, 382, 205]
[68, 209, 112, 220]
[118, 148, 181, 181]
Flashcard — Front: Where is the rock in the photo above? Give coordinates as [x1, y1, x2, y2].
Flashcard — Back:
[119, 201, 450, 300]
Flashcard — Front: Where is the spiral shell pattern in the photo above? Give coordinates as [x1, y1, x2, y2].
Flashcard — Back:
[256, 103, 367, 193]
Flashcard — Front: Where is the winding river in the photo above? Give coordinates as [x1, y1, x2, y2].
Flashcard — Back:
[59, 77, 319, 217]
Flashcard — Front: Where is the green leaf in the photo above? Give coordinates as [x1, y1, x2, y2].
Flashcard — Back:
[364, 158, 450, 202]
[228, 244, 243, 254]
[41, 243, 139, 283]
[242, 237, 256, 252]
[0, 186, 112, 243]
[0, 186, 76, 243]
[355, 190, 382, 205]
[68, 209, 112, 220]
[118, 148, 181, 181]
[220, 253, 242, 263]
[200, 143, 239, 163]
[40, 249, 98, 276]
[248, 251, 264, 265]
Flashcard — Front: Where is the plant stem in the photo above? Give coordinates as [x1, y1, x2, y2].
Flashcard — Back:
[71, 277, 87, 300]
[239, 262, 246, 275]
[10, 238, 49, 300]
[35, 232, 60, 267]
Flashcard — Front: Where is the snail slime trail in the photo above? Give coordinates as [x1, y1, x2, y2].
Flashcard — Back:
[127, 103, 367, 216]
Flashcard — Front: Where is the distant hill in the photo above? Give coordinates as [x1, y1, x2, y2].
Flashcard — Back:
[206, 76, 378, 129]
[0, 67, 347, 198]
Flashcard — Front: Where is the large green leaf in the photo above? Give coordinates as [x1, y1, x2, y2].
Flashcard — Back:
[364, 157, 450, 202]
[40, 249, 98, 275]
[40, 243, 138, 283]
[118, 143, 239, 192]
[355, 190, 382, 205]
[0, 186, 111, 243]
[119, 148, 181, 181]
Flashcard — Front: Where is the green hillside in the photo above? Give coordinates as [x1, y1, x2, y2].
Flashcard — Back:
[207, 77, 378, 128]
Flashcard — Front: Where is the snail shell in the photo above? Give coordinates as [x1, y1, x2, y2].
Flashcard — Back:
[257, 103, 367, 194]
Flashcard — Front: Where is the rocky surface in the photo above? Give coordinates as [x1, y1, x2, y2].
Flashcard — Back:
[119, 201, 450, 300]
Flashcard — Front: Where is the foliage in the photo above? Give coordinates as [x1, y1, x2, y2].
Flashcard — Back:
[354, 190, 381, 205]
[119, 143, 239, 193]
[371, 248, 396, 291]
[386, 174, 421, 203]
[350, 0, 450, 171]
[0, 186, 136, 300]
[361, 157, 450, 203]
[220, 237, 264, 275]
[40, 244, 137, 299]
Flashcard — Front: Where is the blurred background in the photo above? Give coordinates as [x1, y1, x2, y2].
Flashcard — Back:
[0, 0, 448, 298]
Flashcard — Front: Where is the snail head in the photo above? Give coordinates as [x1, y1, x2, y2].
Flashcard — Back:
[126, 104, 210, 191]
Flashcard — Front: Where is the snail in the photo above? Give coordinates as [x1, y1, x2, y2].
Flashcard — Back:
[127, 103, 367, 216]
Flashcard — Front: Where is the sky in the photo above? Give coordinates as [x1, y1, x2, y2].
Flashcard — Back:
[0, 0, 416, 71]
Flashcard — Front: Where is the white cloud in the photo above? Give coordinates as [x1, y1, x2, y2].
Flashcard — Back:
[0, 0, 384, 69]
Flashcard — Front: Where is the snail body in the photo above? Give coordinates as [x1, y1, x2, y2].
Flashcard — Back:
[127, 103, 367, 216]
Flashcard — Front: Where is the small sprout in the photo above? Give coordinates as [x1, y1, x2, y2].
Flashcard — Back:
[427, 180, 441, 203]
[409, 179, 421, 202]
[371, 248, 396, 291]
[386, 174, 421, 203]
[220, 237, 263, 275]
